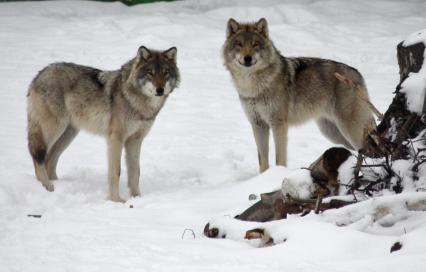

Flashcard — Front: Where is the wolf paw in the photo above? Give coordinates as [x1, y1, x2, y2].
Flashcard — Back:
[43, 183, 54, 192]
[110, 196, 126, 203]
[130, 190, 141, 198]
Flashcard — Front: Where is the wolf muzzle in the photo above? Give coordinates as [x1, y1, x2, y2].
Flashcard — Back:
[244, 55, 252, 67]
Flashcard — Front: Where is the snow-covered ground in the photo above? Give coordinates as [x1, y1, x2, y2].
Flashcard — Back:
[1, 0, 426, 271]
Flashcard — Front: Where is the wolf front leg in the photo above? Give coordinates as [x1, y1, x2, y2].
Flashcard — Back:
[125, 132, 143, 197]
[107, 133, 124, 203]
[272, 123, 288, 167]
[251, 123, 270, 173]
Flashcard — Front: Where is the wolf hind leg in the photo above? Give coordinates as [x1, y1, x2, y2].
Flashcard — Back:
[316, 118, 354, 150]
[46, 125, 79, 180]
[334, 114, 373, 151]
[28, 109, 68, 191]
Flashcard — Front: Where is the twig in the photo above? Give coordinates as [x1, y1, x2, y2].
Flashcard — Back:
[182, 228, 196, 239]
[412, 158, 426, 172]
[314, 193, 323, 214]
[359, 164, 387, 168]
[348, 153, 364, 194]
[27, 214, 42, 218]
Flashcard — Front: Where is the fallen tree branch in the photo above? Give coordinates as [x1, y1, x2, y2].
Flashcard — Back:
[235, 191, 356, 222]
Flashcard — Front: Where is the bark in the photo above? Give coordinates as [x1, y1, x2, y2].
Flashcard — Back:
[397, 41, 425, 80]
[234, 191, 354, 223]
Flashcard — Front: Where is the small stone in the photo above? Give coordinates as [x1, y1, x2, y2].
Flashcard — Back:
[27, 214, 42, 218]
[390, 241, 403, 253]
[248, 194, 257, 201]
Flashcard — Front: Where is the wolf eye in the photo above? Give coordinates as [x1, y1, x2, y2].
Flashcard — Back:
[163, 69, 170, 76]
[146, 70, 154, 76]
[253, 41, 260, 48]
[234, 41, 242, 48]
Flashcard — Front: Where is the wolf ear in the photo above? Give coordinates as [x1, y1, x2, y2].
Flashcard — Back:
[227, 18, 240, 38]
[255, 18, 268, 37]
[164, 47, 177, 62]
[137, 46, 151, 61]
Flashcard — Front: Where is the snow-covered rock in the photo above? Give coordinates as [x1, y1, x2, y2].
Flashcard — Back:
[281, 169, 315, 200]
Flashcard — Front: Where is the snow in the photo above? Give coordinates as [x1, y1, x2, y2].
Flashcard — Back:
[403, 28, 426, 47]
[337, 154, 358, 195]
[208, 193, 426, 271]
[1, 0, 426, 271]
[281, 168, 314, 200]
[401, 69, 426, 114]
[400, 28, 426, 114]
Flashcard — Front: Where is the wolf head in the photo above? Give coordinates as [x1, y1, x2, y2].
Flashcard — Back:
[128, 46, 180, 97]
[223, 18, 277, 71]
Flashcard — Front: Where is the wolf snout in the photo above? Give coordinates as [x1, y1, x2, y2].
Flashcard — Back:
[156, 87, 164, 96]
[244, 55, 252, 67]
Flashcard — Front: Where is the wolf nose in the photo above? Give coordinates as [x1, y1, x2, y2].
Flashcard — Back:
[244, 55, 252, 67]
[156, 87, 164, 96]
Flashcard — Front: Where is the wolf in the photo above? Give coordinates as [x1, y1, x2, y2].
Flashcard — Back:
[223, 18, 375, 172]
[27, 46, 180, 202]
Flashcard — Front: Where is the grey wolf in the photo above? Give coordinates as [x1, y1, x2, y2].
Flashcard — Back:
[27, 46, 180, 202]
[223, 18, 375, 172]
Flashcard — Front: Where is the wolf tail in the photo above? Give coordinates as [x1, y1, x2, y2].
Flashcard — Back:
[28, 120, 46, 165]
[27, 115, 53, 191]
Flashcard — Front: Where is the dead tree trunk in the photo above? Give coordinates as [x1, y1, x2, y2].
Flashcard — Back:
[397, 42, 425, 80]
[364, 40, 426, 159]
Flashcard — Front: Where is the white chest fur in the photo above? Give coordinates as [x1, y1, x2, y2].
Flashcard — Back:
[124, 119, 154, 139]
[232, 72, 265, 98]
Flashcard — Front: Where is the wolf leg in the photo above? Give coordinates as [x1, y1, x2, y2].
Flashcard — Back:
[125, 133, 143, 197]
[46, 125, 79, 180]
[251, 123, 270, 173]
[334, 116, 368, 151]
[107, 133, 124, 202]
[272, 123, 288, 167]
[316, 118, 354, 150]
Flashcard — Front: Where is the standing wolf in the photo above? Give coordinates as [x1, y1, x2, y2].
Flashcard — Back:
[27, 46, 180, 202]
[223, 18, 375, 172]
